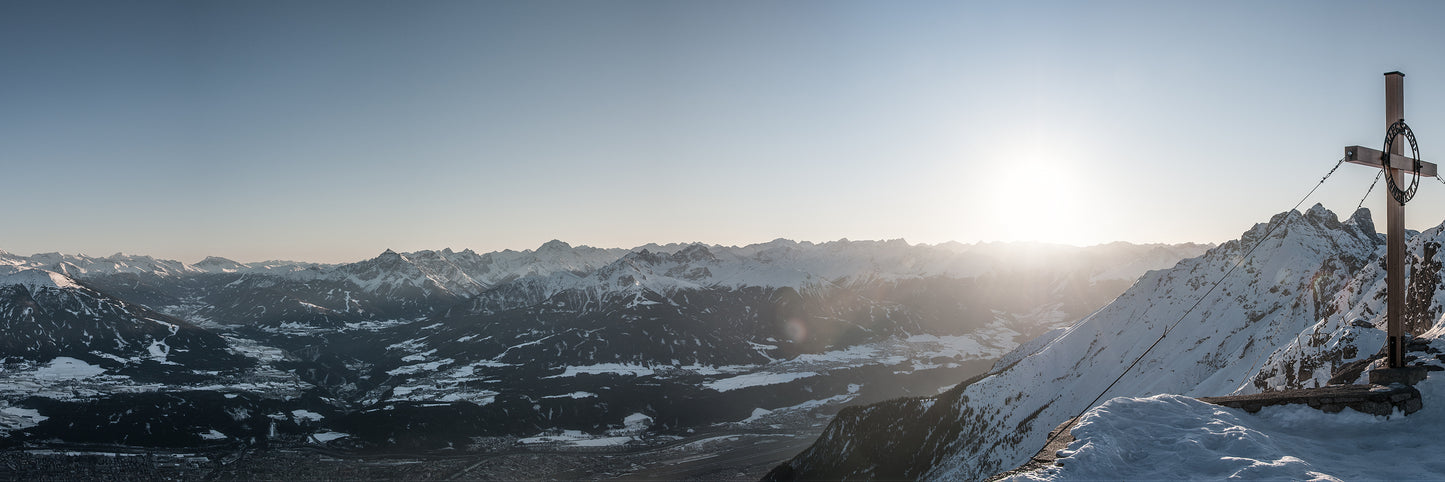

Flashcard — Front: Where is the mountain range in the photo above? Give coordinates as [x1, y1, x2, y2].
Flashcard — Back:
[0, 238, 1206, 450]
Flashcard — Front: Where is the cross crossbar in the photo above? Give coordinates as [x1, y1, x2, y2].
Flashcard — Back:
[1344, 145, 1438, 177]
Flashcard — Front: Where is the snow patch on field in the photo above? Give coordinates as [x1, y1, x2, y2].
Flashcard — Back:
[387, 385, 499, 405]
[517, 430, 637, 447]
[34, 357, 106, 381]
[623, 412, 652, 431]
[312, 431, 350, 443]
[291, 409, 324, 422]
[547, 363, 656, 378]
[386, 358, 455, 376]
[704, 371, 818, 392]
[0, 403, 47, 434]
[738, 392, 859, 424]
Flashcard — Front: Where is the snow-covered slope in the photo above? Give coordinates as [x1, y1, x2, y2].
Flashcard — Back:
[0, 268, 245, 370]
[1012, 327, 1445, 481]
[0, 268, 82, 291]
[1005, 387, 1445, 480]
[1244, 215, 1445, 392]
[769, 205, 1393, 481]
[23, 252, 200, 277]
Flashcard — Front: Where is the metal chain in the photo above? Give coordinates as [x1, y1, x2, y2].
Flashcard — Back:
[1357, 170, 1383, 213]
[1321, 157, 1344, 183]
[1323, 157, 1340, 183]
[1037, 156, 1348, 454]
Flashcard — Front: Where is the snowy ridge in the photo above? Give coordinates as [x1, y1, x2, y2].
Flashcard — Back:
[1241, 212, 1445, 392]
[0, 268, 82, 292]
[770, 205, 1394, 481]
[0, 240, 1209, 301]
[467, 239, 1214, 313]
[24, 252, 199, 277]
[192, 256, 249, 273]
[926, 205, 1380, 479]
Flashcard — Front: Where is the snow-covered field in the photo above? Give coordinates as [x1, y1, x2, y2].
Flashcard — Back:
[380, 317, 1036, 407]
[0, 357, 308, 401]
[516, 430, 637, 448]
[0, 402, 47, 435]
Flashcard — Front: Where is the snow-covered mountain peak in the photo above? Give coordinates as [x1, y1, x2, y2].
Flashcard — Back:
[674, 243, 718, 263]
[194, 256, 247, 273]
[1347, 206, 1376, 233]
[17, 251, 198, 277]
[0, 251, 23, 268]
[0, 268, 82, 292]
[1304, 202, 1333, 221]
[537, 239, 573, 253]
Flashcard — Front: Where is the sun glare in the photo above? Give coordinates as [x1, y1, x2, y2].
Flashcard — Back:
[977, 152, 1100, 246]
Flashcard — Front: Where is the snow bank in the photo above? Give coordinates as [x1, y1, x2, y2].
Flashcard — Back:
[1011, 379, 1445, 481]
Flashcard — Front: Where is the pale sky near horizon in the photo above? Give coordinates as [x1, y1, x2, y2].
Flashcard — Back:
[5, 1, 1445, 263]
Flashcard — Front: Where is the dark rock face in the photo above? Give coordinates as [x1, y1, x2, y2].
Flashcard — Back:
[763, 375, 984, 482]
[0, 281, 246, 371]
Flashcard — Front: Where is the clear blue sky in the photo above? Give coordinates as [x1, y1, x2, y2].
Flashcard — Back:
[4, 1, 1445, 263]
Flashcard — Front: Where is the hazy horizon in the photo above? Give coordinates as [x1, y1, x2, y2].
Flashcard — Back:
[6, 1, 1445, 263]
[4, 235, 1223, 266]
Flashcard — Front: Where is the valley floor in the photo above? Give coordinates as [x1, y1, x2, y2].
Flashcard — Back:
[0, 425, 819, 481]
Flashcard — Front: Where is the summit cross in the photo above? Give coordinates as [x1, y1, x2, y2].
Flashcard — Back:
[1344, 71, 1438, 369]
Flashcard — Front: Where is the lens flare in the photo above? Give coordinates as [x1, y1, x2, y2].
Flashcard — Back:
[784, 318, 808, 343]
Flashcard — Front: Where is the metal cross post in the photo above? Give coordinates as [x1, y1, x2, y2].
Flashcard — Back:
[1344, 71, 1438, 369]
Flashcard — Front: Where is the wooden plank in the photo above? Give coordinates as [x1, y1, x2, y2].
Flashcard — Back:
[1344, 145, 1438, 177]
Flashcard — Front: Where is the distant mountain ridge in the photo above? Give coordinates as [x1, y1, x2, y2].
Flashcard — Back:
[1, 238, 1211, 295]
[0, 238, 1211, 450]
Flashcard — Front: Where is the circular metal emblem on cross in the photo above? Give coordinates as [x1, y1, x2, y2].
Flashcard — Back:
[1383, 119, 1422, 205]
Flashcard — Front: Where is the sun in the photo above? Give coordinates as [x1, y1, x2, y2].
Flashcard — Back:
[976, 154, 1101, 246]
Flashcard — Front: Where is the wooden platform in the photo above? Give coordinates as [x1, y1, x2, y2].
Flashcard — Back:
[1198, 384, 1422, 416]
